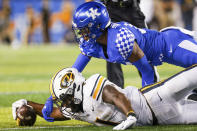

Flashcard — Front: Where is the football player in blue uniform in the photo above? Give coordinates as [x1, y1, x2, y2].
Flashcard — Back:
[41, 1, 197, 122]
[72, 1, 197, 87]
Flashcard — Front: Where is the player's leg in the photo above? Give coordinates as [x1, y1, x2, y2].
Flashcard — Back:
[172, 38, 197, 68]
[178, 100, 197, 124]
[158, 100, 197, 125]
[162, 28, 197, 68]
[170, 38, 197, 101]
[106, 62, 124, 88]
[142, 65, 197, 124]
[158, 65, 197, 101]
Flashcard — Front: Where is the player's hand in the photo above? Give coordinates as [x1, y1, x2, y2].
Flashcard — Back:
[42, 95, 54, 122]
[12, 99, 27, 120]
[113, 115, 137, 130]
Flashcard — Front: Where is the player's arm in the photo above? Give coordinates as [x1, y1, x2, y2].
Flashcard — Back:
[72, 53, 91, 72]
[102, 85, 133, 115]
[12, 99, 70, 121]
[129, 42, 155, 87]
[27, 101, 69, 121]
[102, 85, 137, 130]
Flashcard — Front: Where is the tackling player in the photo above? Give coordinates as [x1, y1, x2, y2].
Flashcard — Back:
[13, 65, 197, 130]
[71, 1, 197, 87]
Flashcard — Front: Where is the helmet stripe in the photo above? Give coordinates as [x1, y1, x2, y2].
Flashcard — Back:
[16, 118, 20, 126]
[49, 68, 66, 100]
[49, 74, 57, 100]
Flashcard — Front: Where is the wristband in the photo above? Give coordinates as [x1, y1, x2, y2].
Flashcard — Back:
[126, 110, 136, 117]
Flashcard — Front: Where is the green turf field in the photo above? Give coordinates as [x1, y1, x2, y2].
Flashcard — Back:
[0, 44, 196, 131]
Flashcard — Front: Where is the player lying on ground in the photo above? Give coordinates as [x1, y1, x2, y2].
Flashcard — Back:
[13, 65, 197, 130]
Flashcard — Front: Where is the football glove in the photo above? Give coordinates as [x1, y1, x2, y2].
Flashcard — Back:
[42, 95, 54, 122]
[113, 114, 137, 130]
[12, 99, 27, 120]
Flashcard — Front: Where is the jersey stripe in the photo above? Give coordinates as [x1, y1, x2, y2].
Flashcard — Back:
[93, 76, 105, 99]
[96, 79, 107, 101]
[140, 64, 197, 94]
[140, 80, 164, 94]
[178, 40, 197, 53]
[90, 75, 101, 96]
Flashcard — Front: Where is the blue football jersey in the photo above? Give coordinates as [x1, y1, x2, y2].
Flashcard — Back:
[123, 22, 166, 66]
[79, 22, 197, 67]
[79, 22, 165, 65]
[76, 22, 197, 86]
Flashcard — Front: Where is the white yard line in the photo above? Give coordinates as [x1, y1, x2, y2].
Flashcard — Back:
[0, 91, 48, 95]
[0, 125, 87, 130]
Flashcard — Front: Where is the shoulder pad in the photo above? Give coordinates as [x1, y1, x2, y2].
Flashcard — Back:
[85, 74, 107, 101]
[115, 27, 135, 60]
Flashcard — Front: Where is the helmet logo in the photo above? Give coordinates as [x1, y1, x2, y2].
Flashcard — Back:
[85, 8, 101, 20]
[61, 72, 75, 88]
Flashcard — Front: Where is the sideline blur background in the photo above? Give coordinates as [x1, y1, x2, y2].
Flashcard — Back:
[0, 0, 83, 46]
[0, 0, 197, 47]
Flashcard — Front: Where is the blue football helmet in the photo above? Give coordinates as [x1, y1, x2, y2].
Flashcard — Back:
[72, 1, 111, 43]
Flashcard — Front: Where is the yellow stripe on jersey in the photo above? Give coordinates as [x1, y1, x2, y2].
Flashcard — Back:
[93, 76, 105, 99]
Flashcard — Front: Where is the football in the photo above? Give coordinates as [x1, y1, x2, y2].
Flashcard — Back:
[16, 105, 37, 126]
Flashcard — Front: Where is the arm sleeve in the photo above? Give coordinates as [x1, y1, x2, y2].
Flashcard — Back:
[72, 53, 91, 72]
[132, 55, 154, 87]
